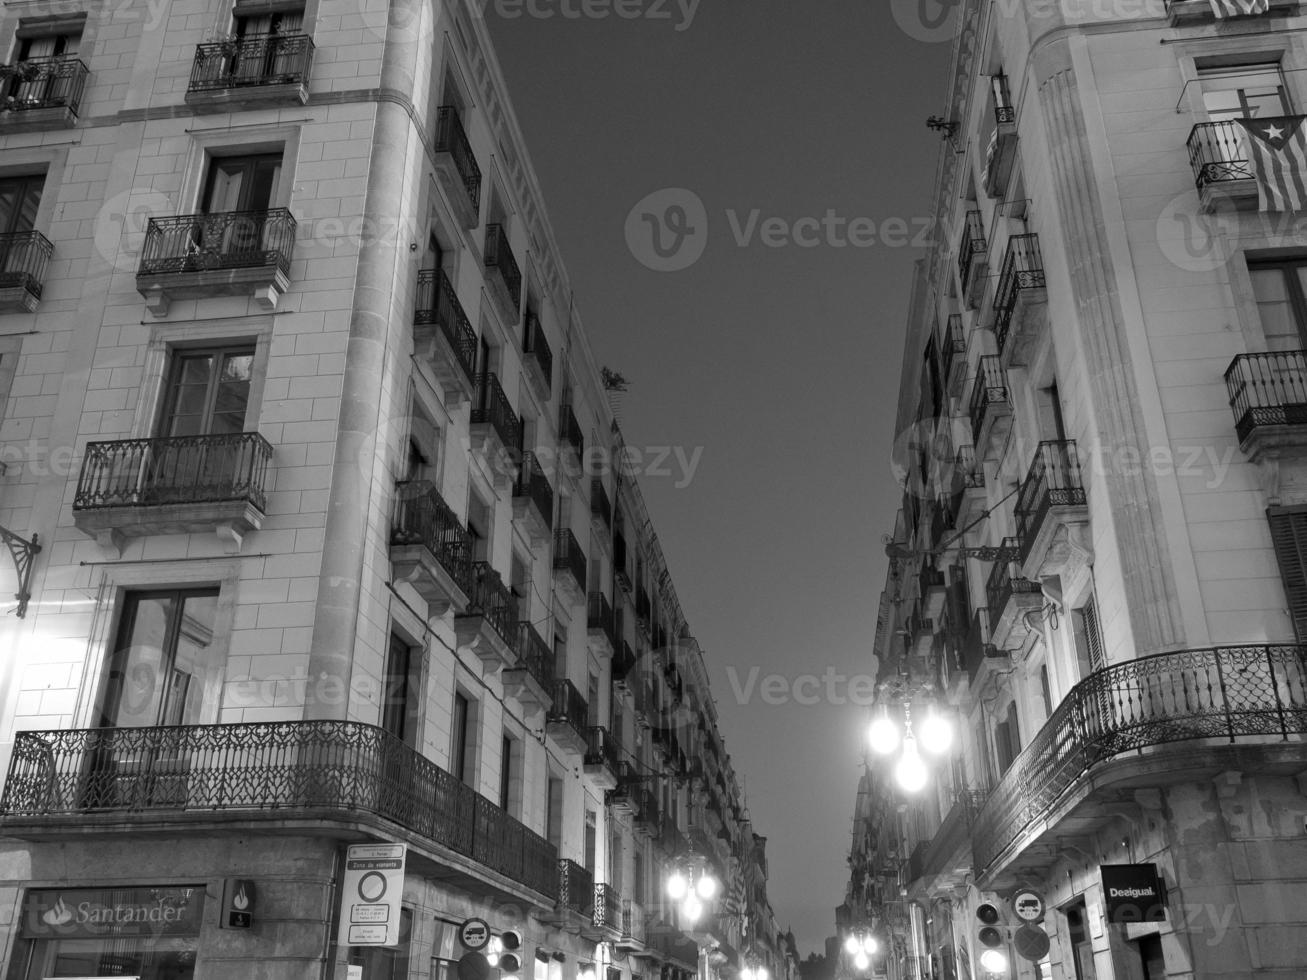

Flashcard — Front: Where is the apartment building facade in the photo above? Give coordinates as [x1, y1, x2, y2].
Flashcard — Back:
[0, 0, 780, 977]
[846, 0, 1307, 978]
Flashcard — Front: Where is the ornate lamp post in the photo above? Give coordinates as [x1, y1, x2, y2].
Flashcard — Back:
[666, 856, 720, 926]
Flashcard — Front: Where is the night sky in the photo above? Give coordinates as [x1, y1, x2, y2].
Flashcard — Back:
[486, 0, 951, 955]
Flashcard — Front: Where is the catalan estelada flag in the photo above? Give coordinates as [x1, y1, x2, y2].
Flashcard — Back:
[1234, 115, 1307, 212]
[1208, 0, 1270, 15]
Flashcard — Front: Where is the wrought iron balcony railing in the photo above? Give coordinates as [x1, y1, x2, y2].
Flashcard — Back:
[514, 451, 555, 532]
[958, 210, 986, 298]
[636, 587, 651, 627]
[0, 230, 53, 299]
[972, 644, 1307, 875]
[993, 234, 1045, 356]
[1014, 440, 1086, 563]
[471, 372, 522, 452]
[560, 401, 584, 458]
[462, 561, 519, 651]
[434, 105, 482, 212]
[485, 223, 522, 312]
[588, 591, 616, 647]
[591, 478, 612, 530]
[0, 721, 558, 899]
[1225, 350, 1307, 444]
[515, 621, 556, 692]
[621, 899, 647, 945]
[985, 537, 1039, 626]
[554, 527, 587, 593]
[523, 313, 553, 395]
[138, 209, 296, 277]
[558, 859, 595, 915]
[548, 679, 590, 738]
[188, 34, 314, 92]
[594, 882, 622, 932]
[414, 268, 477, 384]
[941, 313, 966, 382]
[969, 355, 1009, 444]
[391, 480, 473, 593]
[584, 726, 621, 772]
[1186, 119, 1282, 190]
[73, 432, 273, 511]
[0, 57, 90, 114]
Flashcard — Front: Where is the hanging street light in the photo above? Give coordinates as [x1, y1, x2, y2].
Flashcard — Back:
[867, 700, 952, 791]
[842, 926, 881, 975]
[666, 856, 720, 926]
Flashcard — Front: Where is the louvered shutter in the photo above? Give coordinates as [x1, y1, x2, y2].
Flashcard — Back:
[1268, 506, 1307, 641]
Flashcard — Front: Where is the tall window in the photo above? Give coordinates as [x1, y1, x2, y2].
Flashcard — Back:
[583, 809, 597, 875]
[0, 174, 44, 282]
[499, 733, 515, 812]
[1200, 62, 1290, 120]
[1066, 903, 1098, 980]
[1250, 258, 1307, 349]
[158, 347, 253, 437]
[1269, 505, 1307, 642]
[545, 773, 564, 850]
[202, 153, 282, 214]
[467, 491, 491, 562]
[7, 22, 81, 106]
[994, 702, 1021, 775]
[451, 692, 471, 785]
[97, 589, 220, 728]
[382, 632, 417, 746]
[1071, 598, 1105, 678]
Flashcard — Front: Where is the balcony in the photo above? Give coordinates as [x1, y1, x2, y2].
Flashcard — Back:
[560, 401, 585, 467]
[636, 587, 652, 632]
[0, 721, 558, 902]
[136, 208, 296, 315]
[591, 478, 613, 536]
[185, 34, 313, 109]
[390, 480, 472, 615]
[470, 373, 522, 479]
[484, 223, 522, 323]
[503, 622, 555, 719]
[633, 791, 661, 838]
[549, 859, 596, 929]
[73, 432, 272, 556]
[1014, 440, 1089, 578]
[617, 899, 647, 951]
[433, 105, 481, 228]
[908, 789, 988, 895]
[0, 230, 53, 312]
[958, 210, 988, 309]
[553, 527, 587, 605]
[454, 561, 519, 670]
[583, 726, 621, 789]
[613, 532, 632, 593]
[613, 640, 637, 688]
[523, 313, 553, 401]
[587, 591, 616, 655]
[414, 269, 478, 404]
[918, 565, 946, 620]
[0, 57, 89, 130]
[546, 678, 589, 755]
[985, 538, 1044, 650]
[982, 75, 1019, 198]
[512, 451, 554, 544]
[992, 234, 1047, 366]
[594, 882, 622, 939]
[968, 355, 1011, 453]
[971, 644, 1307, 885]
[962, 607, 1006, 684]
[1225, 350, 1307, 462]
[942, 314, 967, 397]
[1165, 0, 1294, 25]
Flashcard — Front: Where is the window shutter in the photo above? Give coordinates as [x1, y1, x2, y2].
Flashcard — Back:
[1268, 506, 1307, 642]
[1082, 597, 1105, 673]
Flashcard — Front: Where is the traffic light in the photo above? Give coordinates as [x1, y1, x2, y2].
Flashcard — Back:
[497, 929, 522, 976]
[975, 900, 1009, 975]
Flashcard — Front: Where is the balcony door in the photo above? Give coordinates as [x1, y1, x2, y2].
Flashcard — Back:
[9, 26, 81, 105]
[1250, 258, 1307, 350]
[0, 174, 41, 284]
[233, 7, 304, 81]
[193, 152, 281, 262]
[1199, 63, 1292, 171]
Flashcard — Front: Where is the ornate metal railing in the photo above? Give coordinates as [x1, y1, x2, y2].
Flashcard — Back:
[74, 432, 273, 511]
[414, 268, 477, 383]
[548, 679, 589, 739]
[391, 480, 472, 594]
[461, 561, 518, 650]
[585, 726, 621, 772]
[958, 210, 986, 297]
[188, 34, 314, 92]
[0, 230, 53, 298]
[0, 720, 558, 898]
[969, 355, 1009, 444]
[973, 644, 1307, 874]
[588, 592, 615, 647]
[993, 234, 1045, 356]
[1186, 119, 1284, 190]
[1014, 440, 1085, 563]
[515, 622, 555, 691]
[557, 858, 594, 915]
[514, 451, 554, 531]
[941, 313, 966, 381]
[554, 527, 587, 593]
[956, 444, 983, 488]
[985, 537, 1039, 623]
[594, 882, 622, 932]
[434, 105, 481, 212]
[138, 209, 296, 277]
[471, 372, 522, 452]
[523, 313, 553, 393]
[621, 899, 646, 944]
[1225, 350, 1307, 443]
[0, 57, 90, 113]
[560, 401, 584, 458]
[484, 223, 522, 311]
[592, 478, 612, 530]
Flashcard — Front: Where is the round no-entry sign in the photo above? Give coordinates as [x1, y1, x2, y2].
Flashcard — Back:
[459, 917, 490, 950]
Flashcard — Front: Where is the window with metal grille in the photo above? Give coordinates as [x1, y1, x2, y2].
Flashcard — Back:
[1268, 505, 1307, 641]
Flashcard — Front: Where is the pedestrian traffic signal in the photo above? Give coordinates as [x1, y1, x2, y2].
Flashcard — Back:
[975, 901, 1008, 975]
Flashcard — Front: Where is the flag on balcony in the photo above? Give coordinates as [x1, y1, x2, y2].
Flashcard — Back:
[1208, 0, 1269, 14]
[1234, 115, 1307, 212]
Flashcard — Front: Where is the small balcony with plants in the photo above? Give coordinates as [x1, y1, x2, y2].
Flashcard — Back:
[185, 32, 314, 109]
[433, 105, 481, 228]
[0, 56, 90, 130]
[389, 480, 472, 615]
[454, 561, 520, 670]
[413, 268, 477, 404]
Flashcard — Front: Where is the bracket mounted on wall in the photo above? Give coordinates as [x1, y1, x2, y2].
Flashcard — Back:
[1, 526, 40, 618]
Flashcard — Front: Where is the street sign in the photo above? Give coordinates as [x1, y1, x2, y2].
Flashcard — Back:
[1011, 888, 1044, 924]
[1101, 864, 1167, 923]
[339, 843, 407, 946]
[1013, 924, 1050, 962]
[460, 917, 491, 950]
[220, 879, 255, 929]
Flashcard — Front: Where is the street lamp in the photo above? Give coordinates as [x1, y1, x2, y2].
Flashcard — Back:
[842, 927, 880, 974]
[867, 701, 952, 792]
[666, 856, 720, 926]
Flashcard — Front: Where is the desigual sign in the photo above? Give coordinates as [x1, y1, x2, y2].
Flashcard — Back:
[20, 886, 205, 939]
[1100, 864, 1168, 923]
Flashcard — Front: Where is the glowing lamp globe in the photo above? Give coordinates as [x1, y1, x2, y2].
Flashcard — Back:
[843, 936, 859, 956]
[861, 936, 878, 956]
[868, 715, 901, 755]
[918, 709, 952, 755]
[894, 736, 929, 792]
[667, 871, 688, 900]
[695, 874, 719, 900]
[682, 894, 704, 923]
[978, 949, 1008, 973]
[853, 952, 870, 972]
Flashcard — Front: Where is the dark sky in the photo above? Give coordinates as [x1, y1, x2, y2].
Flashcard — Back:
[486, 0, 950, 957]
